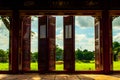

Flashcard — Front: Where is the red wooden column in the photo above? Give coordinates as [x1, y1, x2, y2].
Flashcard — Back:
[110, 16, 113, 72]
[38, 16, 49, 72]
[48, 16, 56, 71]
[95, 17, 103, 71]
[21, 16, 31, 71]
[102, 10, 113, 74]
[9, 10, 19, 73]
[63, 16, 75, 72]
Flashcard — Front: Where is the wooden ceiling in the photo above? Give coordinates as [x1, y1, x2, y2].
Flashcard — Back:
[0, 0, 119, 10]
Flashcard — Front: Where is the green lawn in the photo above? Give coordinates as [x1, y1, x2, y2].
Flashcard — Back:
[0, 61, 120, 71]
[0, 63, 9, 71]
[113, 61, 120, 70]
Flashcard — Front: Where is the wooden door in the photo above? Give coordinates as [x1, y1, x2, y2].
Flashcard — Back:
[95, 17, 103, 71]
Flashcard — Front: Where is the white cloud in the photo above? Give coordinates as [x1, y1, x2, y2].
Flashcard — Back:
[112, 16, 120, 27]
[31, 38, 38, 52]
[112, 16, 120, 31]
[113, 26, 120, 31]
[56, 28, 95, 51]
[56, 29, 63, 49]
[0, 32, 9, 50]
[0, 20, 9, 50]
[75, 33, 95, 51]
[113, 33, 120, 42]
[75, 16, 94, 28]
[56, 16, 63, 30]
[0, 16, 96, 52]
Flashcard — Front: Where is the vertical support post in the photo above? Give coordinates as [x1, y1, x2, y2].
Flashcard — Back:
[48, 16, 56, 71]
[110, 16, 113, 72]
[21, 16, 31, 71]
[10, 10, 19, 73]
[95, 17, 103, 71]
[102, 10, 112, 74]
[38, 16, 49, 72]
[64, 16, 75, 72]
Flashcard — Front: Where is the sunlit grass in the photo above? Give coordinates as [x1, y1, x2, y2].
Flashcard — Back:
[75, 61, 95, 70]
[1, 61, 120, 71]
[113, 61, 120, 70]
[0, 63, 9, 71]
[30, 62, 38, 71]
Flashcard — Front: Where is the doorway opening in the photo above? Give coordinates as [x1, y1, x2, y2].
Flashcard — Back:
[112, 16, 120, 71]
[55, 16, 64, 71]
[30, 16, 38, 71]
[75, 16, 95, 71]
[0, 16, 10, 71]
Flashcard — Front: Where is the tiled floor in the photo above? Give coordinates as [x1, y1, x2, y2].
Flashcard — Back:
[0, 74, 120, 80]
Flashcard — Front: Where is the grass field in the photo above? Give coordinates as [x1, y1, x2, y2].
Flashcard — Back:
[0, 61, 120, 71]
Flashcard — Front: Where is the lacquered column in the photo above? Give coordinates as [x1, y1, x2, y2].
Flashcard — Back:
[64, 16, 75, 72]
[102, 10, 113, 74]
[48, 16, 56, 71]
[38, 16, 49, 72]
[10, 10, 19, 73]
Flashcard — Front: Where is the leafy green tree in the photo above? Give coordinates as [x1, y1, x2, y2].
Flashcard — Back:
[31, 52, 38, 62]
[0, 49, 8, 63]
[113, 41, 120, 61]
[75, 49, 83, 60]
[56, 45, 63, 61]
[83, 49, 94, 60]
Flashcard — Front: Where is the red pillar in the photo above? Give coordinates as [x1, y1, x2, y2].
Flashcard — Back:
[21, 16, 31, 71]
[38, 16, 49, 72]
[64, 16, 75, 72]
[9, 10, 19, 73]
[48, 16, 56, 71]
[102, 10, 113, 74]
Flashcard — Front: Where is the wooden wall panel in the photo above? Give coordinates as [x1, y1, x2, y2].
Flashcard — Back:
[95, 17, 103, 71]
[64, 16, 75, 72]
[21, 16, 31, 71]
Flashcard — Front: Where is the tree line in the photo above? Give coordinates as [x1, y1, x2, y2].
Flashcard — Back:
[0, 41, 120, 63]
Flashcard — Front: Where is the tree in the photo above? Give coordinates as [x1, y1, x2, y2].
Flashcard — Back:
[75, 49, 83, 60]
[0, 49, 8, 62]
[31, 52, 38, 62]
[113, 41, 120, 61]
[56, 45, 63, 61]
[83, 50, 94, 60]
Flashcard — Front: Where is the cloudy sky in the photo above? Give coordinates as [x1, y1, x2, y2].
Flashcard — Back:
[1, 16, 120, 52]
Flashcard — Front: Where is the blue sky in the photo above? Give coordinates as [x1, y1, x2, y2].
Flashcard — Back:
[112, 16, 120, 42]
[0, 16, 120, 52]
[56, 16, 94, 51]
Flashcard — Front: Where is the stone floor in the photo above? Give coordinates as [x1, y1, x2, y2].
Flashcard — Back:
[0, 74, 120, 80]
